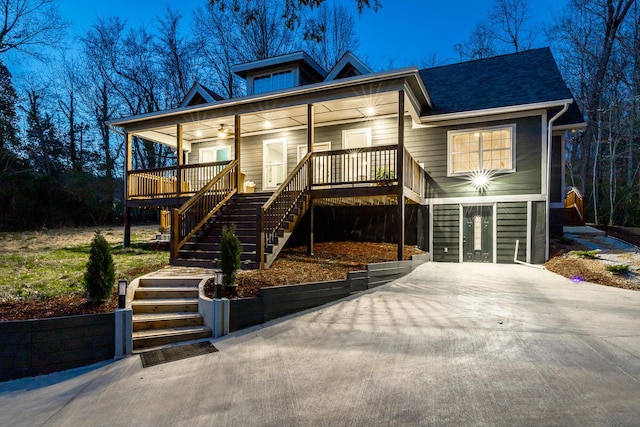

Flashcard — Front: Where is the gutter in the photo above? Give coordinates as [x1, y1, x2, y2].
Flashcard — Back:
[417, 99, 574, 124]
[545, 102, 571, 261]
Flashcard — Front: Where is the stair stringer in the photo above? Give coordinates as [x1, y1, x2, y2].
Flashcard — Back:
[263, 196, 309, 269]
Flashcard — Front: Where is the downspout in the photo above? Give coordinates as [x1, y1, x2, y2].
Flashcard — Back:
[546, 102, 571, 261]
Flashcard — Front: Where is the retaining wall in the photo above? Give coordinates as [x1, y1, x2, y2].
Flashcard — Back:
[0, 313, 114, 382]
[229, 256, 427, 332]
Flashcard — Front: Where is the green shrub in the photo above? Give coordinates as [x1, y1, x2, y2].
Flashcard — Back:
[572, 249, 601, 259]
[220, 225, 241, 287]
[605, 264, 629, 275]
[83, 231, 115, 302]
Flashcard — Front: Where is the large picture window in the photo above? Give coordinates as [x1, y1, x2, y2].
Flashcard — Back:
[448, 125, 515, 175]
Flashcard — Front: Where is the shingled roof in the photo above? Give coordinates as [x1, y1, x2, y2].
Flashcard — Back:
[419, 48, 578, 117]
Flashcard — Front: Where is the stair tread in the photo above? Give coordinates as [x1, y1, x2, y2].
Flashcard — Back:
[133, 312, 202, 322]
[136, 286, 198, 292]
[131, 298, 198, 305]
[133, 326, 211, 339]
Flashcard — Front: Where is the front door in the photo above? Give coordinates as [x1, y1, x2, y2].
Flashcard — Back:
[463, 205, 493, 262]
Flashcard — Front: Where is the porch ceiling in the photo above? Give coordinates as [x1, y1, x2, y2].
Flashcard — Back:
[130, 92, 401, 147]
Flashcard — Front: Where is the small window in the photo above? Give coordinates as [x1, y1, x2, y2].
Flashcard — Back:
[448, 125, 515, 175]
[253, 70, 293, 94]
[200, 146, 231, 164]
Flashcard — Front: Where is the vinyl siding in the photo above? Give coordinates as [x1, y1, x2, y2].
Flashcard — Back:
[432, 204, 459, 262]
[405, 115, 543, 199]
[496, 202, 527, 263]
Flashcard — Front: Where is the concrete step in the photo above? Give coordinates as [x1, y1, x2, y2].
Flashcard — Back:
[132, 312, 204, 331]
[133, 326, 212, 350]
[131, 298, 199, 314]
[135, 287, 199, 299]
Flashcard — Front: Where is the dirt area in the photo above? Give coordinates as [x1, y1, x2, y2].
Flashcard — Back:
[0, 242, 424, 321]
[544, 226, 640, 291]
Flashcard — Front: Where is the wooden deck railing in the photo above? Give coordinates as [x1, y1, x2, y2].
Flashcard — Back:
[311, 144, 398, 186]
[127, 161, 230, 199]
[258, 153, 312, 268]
[171, 161, 238, 259]
[565, 186, 584, 222]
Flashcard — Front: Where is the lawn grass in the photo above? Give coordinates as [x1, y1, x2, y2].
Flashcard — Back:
[0, 225, 168, 300]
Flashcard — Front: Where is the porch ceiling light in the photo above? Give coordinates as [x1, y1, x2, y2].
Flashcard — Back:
[365, 106, 376, 117]
[264, 120, 272, 129]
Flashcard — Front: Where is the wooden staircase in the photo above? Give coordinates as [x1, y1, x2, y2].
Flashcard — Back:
[131, 277, 211, 351]
[172, 192, 272, 269]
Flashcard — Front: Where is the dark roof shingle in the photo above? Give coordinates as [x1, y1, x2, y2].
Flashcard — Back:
[419, 48, 577, 116]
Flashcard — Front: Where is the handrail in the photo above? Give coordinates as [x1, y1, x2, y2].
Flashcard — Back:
[127, 161, 230, 199]
[171, 160, 238, 259]
[258, 153, 312, 268]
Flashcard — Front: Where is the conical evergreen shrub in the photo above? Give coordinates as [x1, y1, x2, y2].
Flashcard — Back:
[220, 225, 241, 287]
[84, 230, 115, 303]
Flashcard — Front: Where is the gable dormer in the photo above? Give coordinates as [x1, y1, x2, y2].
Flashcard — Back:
[232, 51, 326, 96]
[324, 51, 372, 81]
[180, 82, 224, 108]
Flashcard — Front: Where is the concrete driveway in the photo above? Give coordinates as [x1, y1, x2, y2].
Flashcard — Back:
[2, 263, 640, 426]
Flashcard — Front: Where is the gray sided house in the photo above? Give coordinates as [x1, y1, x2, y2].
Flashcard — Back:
[107, 48, 584, 268]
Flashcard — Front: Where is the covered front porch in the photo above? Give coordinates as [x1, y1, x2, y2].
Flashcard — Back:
[115, 77, 430, 267]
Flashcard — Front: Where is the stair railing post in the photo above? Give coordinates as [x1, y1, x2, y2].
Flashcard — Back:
[171, 208, 180, 260]
[257, 206, 265, 269]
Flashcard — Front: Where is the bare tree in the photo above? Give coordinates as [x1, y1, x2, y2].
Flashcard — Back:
[454, 22, 496, 61]
[488, 0, 536, 52]
[0, 0, 66, 57]
[209, 0, 380, 41]
[156, 8, 199, 108]
[304, 2, 360, 71]
[455, 0, 537, 60]
[550, 0, 637, 224]
[194, 0, 300, 98]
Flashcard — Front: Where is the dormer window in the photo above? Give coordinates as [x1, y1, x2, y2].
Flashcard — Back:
[253, 70, 294, 94]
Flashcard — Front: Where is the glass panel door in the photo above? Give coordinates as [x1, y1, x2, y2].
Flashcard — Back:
[264, 138, 287, 189]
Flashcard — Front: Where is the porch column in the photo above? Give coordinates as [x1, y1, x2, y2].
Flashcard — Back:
[397, 90, 405, 261]
[176, 124, 183, 197]
[235, 115, 241, 190]
[123, 132, 132, 248]
[307, 103, 315, 255]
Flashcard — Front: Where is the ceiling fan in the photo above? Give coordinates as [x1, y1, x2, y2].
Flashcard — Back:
[217, 124, 234, 139]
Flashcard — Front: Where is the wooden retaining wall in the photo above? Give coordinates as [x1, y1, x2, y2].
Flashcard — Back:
[0, 313, 115, 382]
[229, 257, 427, 332]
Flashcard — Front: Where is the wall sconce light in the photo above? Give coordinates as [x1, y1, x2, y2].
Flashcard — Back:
[118, 279, 128, 309]
[469, 170, 492, 191]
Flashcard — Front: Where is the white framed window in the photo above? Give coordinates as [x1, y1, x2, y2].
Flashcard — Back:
[200, 146, 231, 163]
[448, 124, 515, 176]
[263, 138, 287, 189]
[253, 70, 293, 94]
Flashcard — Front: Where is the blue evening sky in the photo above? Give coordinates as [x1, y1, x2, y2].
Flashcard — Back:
[37, 0, 564, 72]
